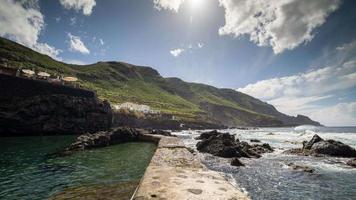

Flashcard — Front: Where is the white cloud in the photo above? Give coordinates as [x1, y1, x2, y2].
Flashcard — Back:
[70, 17, 76, 26]
[99, 38, 104, 46]
[238, 62, 356, 101]
[308, 102, 356, 126]
[67, 33, 90, 54]
[237, 57, 356, 125]
[170, 48, 185, 57]
[153, 0, 185, 12]
[59, 0, 96, 15]
[0, 0, 62, 60]
[219, 0, 341, 54]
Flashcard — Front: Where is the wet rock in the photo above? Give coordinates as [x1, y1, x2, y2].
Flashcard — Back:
[266, 132, 274, 135]
[195, 130, 220, 140]
[196, 131, 273, 159]
[61, 127, 141, 154]
[196, 132, 239, 158]
[346, 159, 356, 168]
[310, 140, 356, 157]
[287, 162, 314, 173]
[285, 134, 356, 158]
[250, 139, 261, 143]
[231, 158, 245, 167]
[303, 134, 323, 150]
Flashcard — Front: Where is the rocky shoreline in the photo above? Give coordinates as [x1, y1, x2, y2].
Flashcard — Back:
[193, 130, 356, 171]
[195, 130, 274, 167]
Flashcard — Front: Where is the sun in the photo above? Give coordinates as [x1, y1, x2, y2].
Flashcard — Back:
[190, 0, 204, 9]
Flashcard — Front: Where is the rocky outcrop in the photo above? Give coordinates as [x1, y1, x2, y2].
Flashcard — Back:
[285, 134, 356, 158]
[61, 127, 141, 154]
[0, 94, 112, 136]
[196, 130, 273, 159]
[347, 159, 356, 168]
[231, 158, 245, 167]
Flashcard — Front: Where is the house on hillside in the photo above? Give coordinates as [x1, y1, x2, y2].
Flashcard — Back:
[114, 102, 160, 114]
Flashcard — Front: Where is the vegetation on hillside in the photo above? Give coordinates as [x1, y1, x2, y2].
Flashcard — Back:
[0, 37, 320, 127]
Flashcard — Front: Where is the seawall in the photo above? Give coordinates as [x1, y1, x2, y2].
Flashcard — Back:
[133, 134, 250, 200]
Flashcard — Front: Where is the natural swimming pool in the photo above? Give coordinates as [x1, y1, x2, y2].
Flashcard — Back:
[0, 136, 156, 200]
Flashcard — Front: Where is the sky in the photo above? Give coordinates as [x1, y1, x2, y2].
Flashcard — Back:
[0, 0, 355, 126]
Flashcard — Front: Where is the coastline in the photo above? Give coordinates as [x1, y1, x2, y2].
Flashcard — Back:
[133, 133, 250, 200]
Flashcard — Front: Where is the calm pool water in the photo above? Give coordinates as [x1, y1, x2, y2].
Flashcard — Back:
[0, 136, 156, 200]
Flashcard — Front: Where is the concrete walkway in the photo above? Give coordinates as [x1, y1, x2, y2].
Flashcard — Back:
[133, 135, 250, 200]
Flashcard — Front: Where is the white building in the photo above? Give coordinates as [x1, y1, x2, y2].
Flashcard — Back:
[113, 102, 160, 114]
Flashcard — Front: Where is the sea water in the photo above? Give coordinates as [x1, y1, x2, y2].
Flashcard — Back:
[0, 136, 156, 200]
[173, 126, 356, 200]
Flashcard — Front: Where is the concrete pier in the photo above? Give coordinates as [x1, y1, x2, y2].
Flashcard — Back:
[133, 135, 250, 200]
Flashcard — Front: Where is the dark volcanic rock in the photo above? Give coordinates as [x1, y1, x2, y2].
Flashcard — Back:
[347, 159, 356, 168]
[231, 158, 245, 167]
[0, 94, 112, 136]
[250, 139, 261, 143]
[196, 132, 238, 158]
[195, 130, 220, 140]
[309, 140, 356, 157]
[62, 127, 141, 153]
[285, 134, 356, 158]
[196, 130, 274, 159]
[303, 134, 323, 150]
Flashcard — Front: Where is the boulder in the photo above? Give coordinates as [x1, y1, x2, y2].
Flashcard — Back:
[231, 158, 245, 167]
[196, 132, 239, 158]
[346, 159, 356, 168]
[285, 134, 356, 158]
[302, 134, 323, 150]
[196, 131, 273, 159]
[309, 140, 356, 157]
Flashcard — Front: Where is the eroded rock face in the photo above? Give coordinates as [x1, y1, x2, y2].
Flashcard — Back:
[286, 134, 356, 158]
[0, 95, 112, 136]
[196, 130, 274, 159]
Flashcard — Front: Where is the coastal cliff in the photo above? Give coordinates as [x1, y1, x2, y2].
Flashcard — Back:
[0, 74, 112, 136]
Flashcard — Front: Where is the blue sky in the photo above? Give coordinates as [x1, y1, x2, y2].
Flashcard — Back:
[0, 0, 355, 126]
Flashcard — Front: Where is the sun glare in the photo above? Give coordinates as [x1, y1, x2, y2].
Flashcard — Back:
[190, 0, 204, 9]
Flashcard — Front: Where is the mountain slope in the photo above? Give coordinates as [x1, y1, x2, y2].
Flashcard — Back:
[0, 37, 320, 127]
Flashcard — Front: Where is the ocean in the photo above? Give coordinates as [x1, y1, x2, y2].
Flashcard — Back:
[173, 126, 356, 200]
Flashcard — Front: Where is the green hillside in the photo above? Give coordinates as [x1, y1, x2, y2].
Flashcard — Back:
[0, 37, 320, 127]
